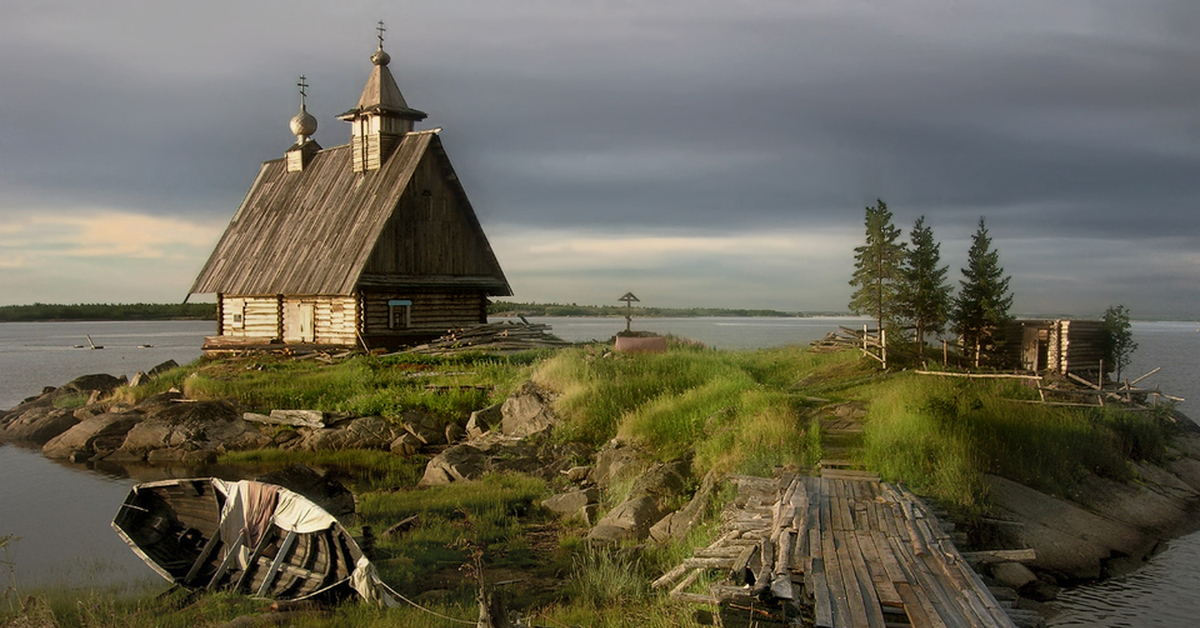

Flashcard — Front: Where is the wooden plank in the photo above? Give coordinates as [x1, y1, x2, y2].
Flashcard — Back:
[886, 535, 957, 628]
[811, 557, 835, 628]
[895, 581, 937, 628]
[844, 532, 887, 628]
[206, 529, 245, 589]
[233, 527, 277, 591]
[832, 530, 875, 628]
[960, 549, 1037, 564]
[855, 531, 902, 608]
[182, 527, 223, 586]
[822, 529, 850, 627]
[256, 530, 298, 597]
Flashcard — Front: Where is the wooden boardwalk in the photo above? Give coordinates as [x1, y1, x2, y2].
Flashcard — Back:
[655, 471, 1022, 628]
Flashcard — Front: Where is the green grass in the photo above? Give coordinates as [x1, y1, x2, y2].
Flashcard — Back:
[218, 448, 428, 492]
[532, 343, 854, 475]
[112, 353, 533, 423]
[858, 374, 1172, 512]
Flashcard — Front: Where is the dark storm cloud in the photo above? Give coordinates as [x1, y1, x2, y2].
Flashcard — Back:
[2, 1, 1198, 314]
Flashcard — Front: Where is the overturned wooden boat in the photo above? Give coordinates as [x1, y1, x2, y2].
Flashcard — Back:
[112, 478, 387, 601]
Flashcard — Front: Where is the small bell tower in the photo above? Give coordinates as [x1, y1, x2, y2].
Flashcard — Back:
[337, 21, 427, 173]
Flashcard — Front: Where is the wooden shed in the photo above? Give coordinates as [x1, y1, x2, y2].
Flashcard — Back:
[1008, 319, 1108, 376]
[188, 39, 510, 351]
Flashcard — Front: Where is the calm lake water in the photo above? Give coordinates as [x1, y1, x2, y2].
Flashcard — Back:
[1, 317, 1197, 624]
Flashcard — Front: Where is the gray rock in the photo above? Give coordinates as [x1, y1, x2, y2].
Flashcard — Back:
[986, 474, 1154, 580]
[116, 400, 268, 459]
[297, 416, 404, 451]
[466, 403, 502, 439]
[588, 459, 693, 543]
[990, 561, 1038, 590]
[592, 442, 650, 487]
[402, 410, 446, 446]
[419, 445, 486, 486]
[147, 360, 178, 378]
[0, 407, 78, 444]
[542, 488, 599, 515]
[650, 470, 718, 544]
[268, 409, 326, 429]
[43, 412, 141, 459]
[587, 496, 666, 542]
[64, 373, 126, 396]
[444, 421, 465, 443]
[501, 381, 558, 437]
[390, 432, 423, 456]
[566, 466, 591, 483]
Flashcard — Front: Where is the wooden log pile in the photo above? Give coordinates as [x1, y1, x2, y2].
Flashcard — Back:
[810, 327, 865, 353]
[395, 322, 571, 356]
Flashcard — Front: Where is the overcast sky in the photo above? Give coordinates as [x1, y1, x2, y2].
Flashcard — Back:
[2, 1, 1198, 318]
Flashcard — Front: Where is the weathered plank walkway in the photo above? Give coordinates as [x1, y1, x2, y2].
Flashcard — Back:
[655, 471, 1021, 628]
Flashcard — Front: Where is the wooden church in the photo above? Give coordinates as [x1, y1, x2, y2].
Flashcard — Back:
[189, 32, 511, 351]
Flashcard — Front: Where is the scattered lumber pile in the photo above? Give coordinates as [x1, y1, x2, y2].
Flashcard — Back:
[395, 322, 570, 356]
[809, 327, 864, 353]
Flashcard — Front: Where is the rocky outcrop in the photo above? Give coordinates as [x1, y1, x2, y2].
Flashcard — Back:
[419, 433, 590, 486]
[985, 461, 1200, 581]
[110, 400, 268, 463]
[0, 406, 79, 444]
[501, 381, 558, 437]
[42, 412, 141, 460]
[295, 416, 404, 451]
[587, 459, 691, 542]
[1, 373, 127, 443]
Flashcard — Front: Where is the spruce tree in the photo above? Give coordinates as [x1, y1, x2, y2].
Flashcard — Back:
[1101, 304, 1137, 381]
[897, 216, 951, 356]
[952, 218, 1013, 365]
[849, 200, 906, 332]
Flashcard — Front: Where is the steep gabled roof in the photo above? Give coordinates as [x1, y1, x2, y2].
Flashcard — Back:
[189, 130, 510, 297]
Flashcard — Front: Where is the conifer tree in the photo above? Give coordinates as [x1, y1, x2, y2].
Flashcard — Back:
[897, 216, 951, 356]
[1101, 304, 1137, 381]
[849, 200, 906, 332]
[952, 218, 1013, 365]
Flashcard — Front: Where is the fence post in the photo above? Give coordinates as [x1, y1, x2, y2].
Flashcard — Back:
[881, 328, 887, 369]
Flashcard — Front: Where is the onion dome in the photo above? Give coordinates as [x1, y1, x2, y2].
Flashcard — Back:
[290, 106, 318, 142]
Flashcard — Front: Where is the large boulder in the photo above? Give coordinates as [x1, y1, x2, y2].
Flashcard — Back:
[592, 441, 651, 487]
[588, 459, 692, 543]
[402, 410, 447, 447]
[542, 488, 599, 518]
[42, 412, 141, 459]
[419, 445, 487, 485]
[297, 416, 404, 451]
[0, 406, 79, 444]
[650, 470, 719, 543]
[985, 474, 1158, 580]
[466, 403, 502, 440]
[114, 400, 268, 461]
[419, 434, 591, 486]
[501, 381, 558, 437]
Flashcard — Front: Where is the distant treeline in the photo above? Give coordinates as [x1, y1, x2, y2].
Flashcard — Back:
[488, 301, 810, 318]
[0, 303, 216, 322]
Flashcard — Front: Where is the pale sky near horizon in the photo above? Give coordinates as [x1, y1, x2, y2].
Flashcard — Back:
[2, 1, 1199, 318]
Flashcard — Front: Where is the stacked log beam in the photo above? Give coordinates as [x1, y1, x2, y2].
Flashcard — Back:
[394, 322, 570, 356]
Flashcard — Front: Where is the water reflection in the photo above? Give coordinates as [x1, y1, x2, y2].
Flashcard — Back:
[1050, 530, 1200, 627]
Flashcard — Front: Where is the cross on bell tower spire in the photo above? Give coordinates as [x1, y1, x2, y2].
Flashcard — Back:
[338, 20, 427, 173]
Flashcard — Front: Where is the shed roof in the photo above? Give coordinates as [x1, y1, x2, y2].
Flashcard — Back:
[189, 129, 510, 297]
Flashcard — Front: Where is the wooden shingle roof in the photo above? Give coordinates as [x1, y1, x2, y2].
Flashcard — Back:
[189, 130, 510, 297]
